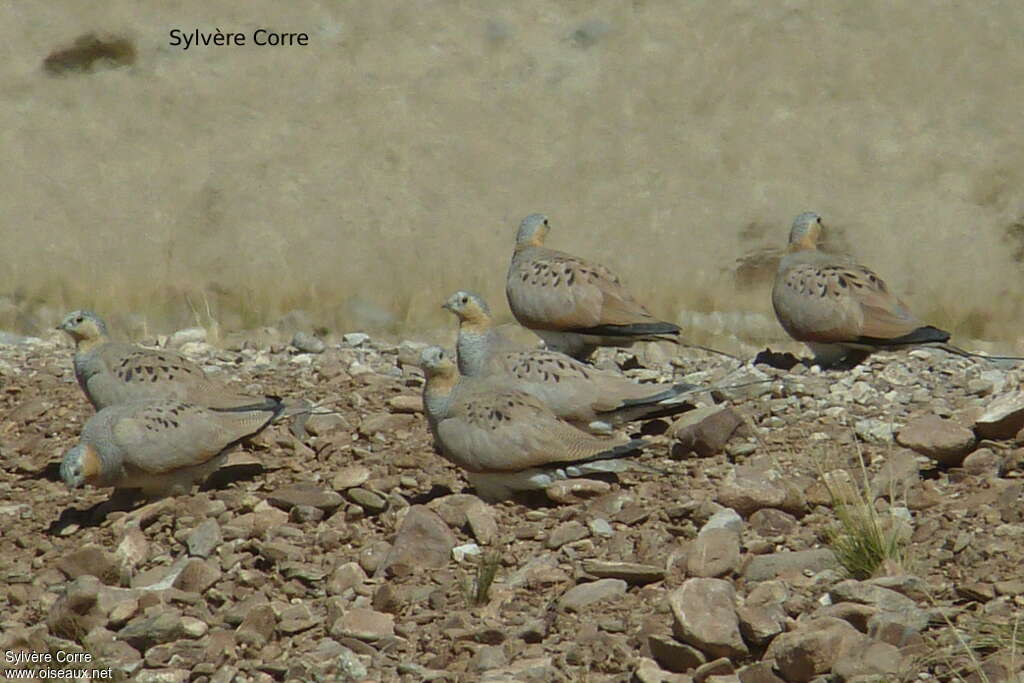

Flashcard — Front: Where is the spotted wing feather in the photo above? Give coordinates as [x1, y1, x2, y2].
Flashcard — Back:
[508, 247, 667, 331]
[773, 260, 923, 343]
[437, 386, 639, 472]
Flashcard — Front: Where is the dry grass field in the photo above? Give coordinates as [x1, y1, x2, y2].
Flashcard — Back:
[4, 1, 1024, 349]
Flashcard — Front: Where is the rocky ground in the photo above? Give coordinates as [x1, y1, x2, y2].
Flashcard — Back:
[1, 325, 1024, 682]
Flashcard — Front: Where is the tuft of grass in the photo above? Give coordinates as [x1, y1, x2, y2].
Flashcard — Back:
[908, 609, 1023, 683]
[462, 551, 501, 608]
[825, 497, 906, 580]
[820, 438, 908, 580]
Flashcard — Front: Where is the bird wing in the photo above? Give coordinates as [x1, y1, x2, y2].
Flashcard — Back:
[498, 349, 666, 416]
[772, 257, 923, 343]
[507, 247, 662, 331]
[437, 383, 636, 472]
[87, 342, 273, 410]
[106, 400, 278, 474]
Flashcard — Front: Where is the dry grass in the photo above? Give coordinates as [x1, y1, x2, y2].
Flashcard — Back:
[5, 2, 1024, 347]
[462, 551, 501, 608]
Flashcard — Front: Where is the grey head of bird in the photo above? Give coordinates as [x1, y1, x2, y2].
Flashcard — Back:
[442, 290, 492, 325]
[418, 345, 458, 379]
[787, 212, 824, 251]
[515, 213, 551, 247]
[60, 443, 100, 489]
[57, 310, 109, 344]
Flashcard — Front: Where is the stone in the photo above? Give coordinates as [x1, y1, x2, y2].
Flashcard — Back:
[736, 602, 785, 646]
[305, 412, 348, 436]
[327, 562, 367, 596]
[648, 634, 706, 672]
[290, 505, 324, 523]
[181, 616, 208, 638]
[736, 662, 785, 683]
[342, 332, 371, 346]
[581, 560, 665, 585]
[867, 611, 927, 647]
[588, 517, 615, 537]
[828, 579, 919, 613]
[695, 658, 736, 683]
[235, 604, 277, 646]
[117, 610, 186, 650]
[671, 406, 744, 457]
[869, 449, 921, 499]
[546, 521, 590, 549]
[173, 558, 221, 594]
[291, 331, 325, 354]
[812, 602, 878, 632]
[358, 540, 392, 575]
[765, 617, 865, 682]
[854, 419, 894, 444]
[558, 578, 627, 612]
[277, 603, 318, 634]
[258, 540, 303, 564]
[387, 395, 423, 414]
[115, 526, 149, 574]
[749, 509, 797, 536]
[185, 519, 222, 558]
[469, 645, 508, 673]
[703, 508, 744, 534]
[896, 414, 975, 465]
[866, 574, 929, 602]
[717, 467, 791, 517]
[97, 587, 140, 626]
[636, 656, 694, 683]
[333, 607, 394, 641]
[742, 549, 838, 582]
[480, 656, 557, 681]
[346, 487, 388, 513]
[831, 639, 902, 679]
[452, 543, 481, 562]
[545, 478, 612, 503]
[380, 506, 457, 576]
[332, 465, 371, 490]
[47, 575, 104, 640]
[962, 448, 1002, 477]
[688, 527, 741, 578]
[359, 412, 417, 437]
[267, 483, 344, 512]
[465, 498, 498, 545]
[975, 391, 1024, 440]
[670, 578, 748, 659]
[57, 544, 118, 584]
[135, 670, 189, 683]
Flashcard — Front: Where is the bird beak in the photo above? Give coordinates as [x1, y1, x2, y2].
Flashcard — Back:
[441, 302, 452, 312]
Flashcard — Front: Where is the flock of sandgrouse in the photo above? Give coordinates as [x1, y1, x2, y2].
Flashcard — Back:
[56, 211, 967, 505]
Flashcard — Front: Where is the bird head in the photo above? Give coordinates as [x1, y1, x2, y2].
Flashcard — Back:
[515, 213, 550, 247]
[57, 310, 108, 346]
[787, 212, 824, 251]
[418, 345, 458, 381]
[60, 443, 101, 489]
[442, 291, 492, 327]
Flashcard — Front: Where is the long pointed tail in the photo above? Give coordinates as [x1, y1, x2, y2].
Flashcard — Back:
[932, 342, 1024, 363]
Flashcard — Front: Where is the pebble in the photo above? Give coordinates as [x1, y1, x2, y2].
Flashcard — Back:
[581, 560, 665, 585]
[558, 578, 627, 612]
[896, 413, 976, 465]
[291, 331, 326, 354]
[670, 578, 748, 659]
[332, 465, 371, 490]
